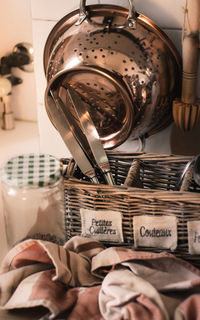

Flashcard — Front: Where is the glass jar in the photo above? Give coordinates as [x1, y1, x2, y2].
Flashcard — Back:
[0, 153, 65, 247]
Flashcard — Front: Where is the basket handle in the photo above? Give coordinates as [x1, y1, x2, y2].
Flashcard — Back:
[76, 0, 136, 29]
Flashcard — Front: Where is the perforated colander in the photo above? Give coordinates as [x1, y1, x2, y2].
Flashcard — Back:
[44, 0, 181, 149]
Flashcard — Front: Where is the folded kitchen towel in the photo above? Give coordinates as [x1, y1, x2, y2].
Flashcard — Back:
[174, 294, 200, 320]
[93, 247, 200, 320]
[1, 237, 200, 319]
[0, 237, 104, 319]
[92, 246, 200, 291]
[99, 268, 168, 320]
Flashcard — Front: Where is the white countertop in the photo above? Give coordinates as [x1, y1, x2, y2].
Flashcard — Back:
[0, 120, 40, 165]
[0, 120, 40, 262]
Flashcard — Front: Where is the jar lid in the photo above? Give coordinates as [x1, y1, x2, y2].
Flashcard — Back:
[1, 154, 62, 188]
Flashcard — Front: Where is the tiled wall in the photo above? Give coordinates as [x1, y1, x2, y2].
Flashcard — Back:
[31, 0, 200, 158]
[0, 0, 37, 122]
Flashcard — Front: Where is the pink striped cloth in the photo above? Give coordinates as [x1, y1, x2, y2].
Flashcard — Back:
[0, 236, 200, 319]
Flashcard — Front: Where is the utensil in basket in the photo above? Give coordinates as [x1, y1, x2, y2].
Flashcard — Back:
[176, 154, 200, 191]
[46, 89, 99, 184]
[64, 85, 115, 185]
[193, 155, 200, 186]
[124, 159, 142, 187]
[56, 84, 101, 168]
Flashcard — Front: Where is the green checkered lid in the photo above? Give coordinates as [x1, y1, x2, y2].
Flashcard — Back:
[1, 154, 62, 188]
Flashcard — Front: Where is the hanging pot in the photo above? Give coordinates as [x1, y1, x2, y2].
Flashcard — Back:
[44, 0, 181, 149]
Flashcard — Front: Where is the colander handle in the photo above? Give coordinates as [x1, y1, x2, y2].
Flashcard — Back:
[76, 0, 136, 28]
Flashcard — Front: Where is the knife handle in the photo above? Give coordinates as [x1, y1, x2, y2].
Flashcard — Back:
[103, 171, 115, 185]
[91, 176, 100, 184]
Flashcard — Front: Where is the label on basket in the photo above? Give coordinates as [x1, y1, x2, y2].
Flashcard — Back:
[133, 215, 177, 251]
[187, 221, 200, 254]
[80, 208, 124, 242]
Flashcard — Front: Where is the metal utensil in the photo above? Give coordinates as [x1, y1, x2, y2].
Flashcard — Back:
[62, 85, 115, 185]
[176, 160, 194, 191]
[57, 84, 111, 183]
[57, 85, 98, 167]
[46, 89, 99, 184]
[176, 154, 200, 191]
[193, 154, 200, 186]
[58, 87, 109, 182]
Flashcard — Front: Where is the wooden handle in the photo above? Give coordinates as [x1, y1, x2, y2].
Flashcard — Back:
[181, 0, 200, 104]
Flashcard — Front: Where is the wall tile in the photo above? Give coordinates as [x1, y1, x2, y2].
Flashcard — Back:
[0, 0, 37, 121]
[37, 103, 71, 158]
[31, 0, 100, 20]
[32, 20, 57, 105]
[0, 0, 33, 56]
[11, 69, 38, 121]
[164, 29, 182, 54]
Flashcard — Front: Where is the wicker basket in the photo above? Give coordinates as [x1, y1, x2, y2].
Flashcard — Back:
[63, 152, 200, 266]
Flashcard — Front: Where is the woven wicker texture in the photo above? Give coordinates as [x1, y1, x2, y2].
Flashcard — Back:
[63, 152, 200, 266]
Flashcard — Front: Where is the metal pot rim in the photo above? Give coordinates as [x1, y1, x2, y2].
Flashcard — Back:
[45, 65, 135, 149]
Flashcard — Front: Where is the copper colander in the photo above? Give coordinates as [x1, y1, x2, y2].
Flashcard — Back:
[44, 0, 181, 149]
